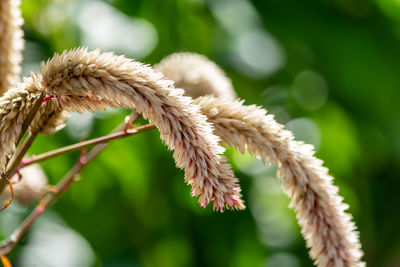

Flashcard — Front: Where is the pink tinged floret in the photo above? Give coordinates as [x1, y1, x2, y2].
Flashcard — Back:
[189, 173, 197, 184]
[43, 94, 55, 102]
[213, 204, 224, 212]
[231, 196, 239, 203]
[95, 96, 104, 104]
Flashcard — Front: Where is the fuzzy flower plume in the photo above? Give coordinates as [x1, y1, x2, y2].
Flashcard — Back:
[156, 53, 237, 100]
[33, 52, 237, 134]
[157, 54, 364, 265]
[30, 96, 70, 135]
[0, 84, 42, 171]
[0, 0, 24, 95]
[0, 48, 244, 211]
[194, 96, 364, 267]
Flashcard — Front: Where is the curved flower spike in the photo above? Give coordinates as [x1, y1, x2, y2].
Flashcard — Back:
[0, 0, 24, 95]
[28, 52, 237, 135]
[156, 53, 237, 100]
[0, 48, 244, 211]
[156, 52, 364, 265]
[4, 49, 364, 265]
[194, 96, 364, 267]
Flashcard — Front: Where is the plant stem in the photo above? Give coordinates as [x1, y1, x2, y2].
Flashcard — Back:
[0, 152, 89, 256]
[0, 132, 38, 193]
[0, 132, 38, 195]
[15, 93, 45, 150]
[6, 132, 38, 177]
[0, 93, 44, 193]
[0, 116, 153, 256]
[18, 123, 156, 170]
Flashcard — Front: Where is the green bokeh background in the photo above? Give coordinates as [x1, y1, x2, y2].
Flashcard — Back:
[1, 0, 399, 266]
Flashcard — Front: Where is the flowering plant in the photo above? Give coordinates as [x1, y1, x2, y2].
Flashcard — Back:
[0, 1, 363, 266]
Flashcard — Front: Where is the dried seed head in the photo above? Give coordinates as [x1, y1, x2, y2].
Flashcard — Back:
[32, 52, 238, 135]
[0, 0, 24, 95]
[195, 96, 364, 267]
[156, 53, 237, 100]
[30, 100, 70, 135]
[160, 58, 364, 264]
[0, 84, 42, 172]
[0, 48, 244, 211]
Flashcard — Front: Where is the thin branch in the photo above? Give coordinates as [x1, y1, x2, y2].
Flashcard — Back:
[18, 123, 155, 170]
[0, 94, 44, 193]
[0, 132, 38, 194]
[83, 112, 141, 156]
[6, 132, 38, 177]
[0, 158, 85, 256]
[0, 116, 152, 256]
[15, 93, 45, 151]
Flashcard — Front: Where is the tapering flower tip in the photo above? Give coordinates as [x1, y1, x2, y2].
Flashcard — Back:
[0, 164, 48, 206]
[193, 96, 364, 265]
[0, 0, 24, 95]
[28, 47, 244, 211]
[156, 52, 237, 100]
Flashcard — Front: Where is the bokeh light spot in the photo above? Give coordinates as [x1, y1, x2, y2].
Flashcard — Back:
[16, 213, 95, 267]
[250, 174, 298, 248]
[292, 70, 328, 110]
[234, 29, 286, 78]
[66, 111, 94, 140]
[286, 118, 321, 150]
[77, 1, 158, 59]
[263, 252, 300, 267]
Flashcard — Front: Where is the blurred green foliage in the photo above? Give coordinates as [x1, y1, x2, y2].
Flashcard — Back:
[0, 0, 399, 266]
